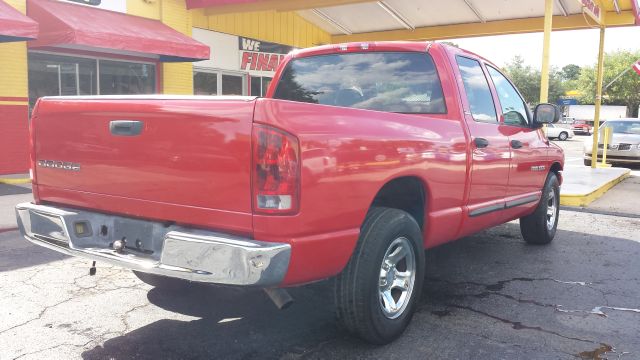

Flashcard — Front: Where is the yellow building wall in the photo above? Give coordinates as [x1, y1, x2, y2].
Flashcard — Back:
[0, 0, 28, 102]
[160, 0, 195, 94]
[192, 9, 331, 48]
[126, 0, 330, 94]
[126, 0, 193, 94]
[126, 0, 161, 20]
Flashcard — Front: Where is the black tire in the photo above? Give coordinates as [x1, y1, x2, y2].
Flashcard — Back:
[584, 159, 592, 166]
[558, 132, 568, 141]
[520, 173, 560, 245]
[334, 207, 425, 344]
[133, 271, 188, 290]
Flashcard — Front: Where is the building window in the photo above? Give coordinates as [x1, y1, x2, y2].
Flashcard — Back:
[28, 53, 97, 109]
[250, 76, 272, 97]
[28, 52, 156, 110]
[99, 60, 155, 95]
[193, 69, 247, 96]
[194, 72, 218, 95]
[221, 74, 244, 95]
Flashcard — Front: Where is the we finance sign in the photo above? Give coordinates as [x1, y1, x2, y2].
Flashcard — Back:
[577, 0, 602, 24]
[239, 37, 293, 73]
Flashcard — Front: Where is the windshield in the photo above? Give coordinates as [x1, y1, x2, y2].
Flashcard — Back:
[273, 52, 446, 114]
[600, 120, 640, 135]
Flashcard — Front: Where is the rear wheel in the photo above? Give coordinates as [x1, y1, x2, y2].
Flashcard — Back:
[584, 159, 592, 166]
[335, 207, 425, 344]
[520, 173, 560, 245]
[558, 132, 568, 141]
[133, 271, 188, 290]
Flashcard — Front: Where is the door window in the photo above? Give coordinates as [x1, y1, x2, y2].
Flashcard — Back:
[456, 56, 497, 123]
[487, 66, 529, 127]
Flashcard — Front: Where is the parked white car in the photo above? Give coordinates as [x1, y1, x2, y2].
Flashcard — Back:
[546, 124, 574, 141]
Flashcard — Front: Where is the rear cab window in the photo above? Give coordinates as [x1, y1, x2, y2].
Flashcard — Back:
[273, 52, 446, 114]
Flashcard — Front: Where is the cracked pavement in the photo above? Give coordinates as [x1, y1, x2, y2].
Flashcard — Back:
[1, 142, 640, 359]
[1, 206, 639, 359]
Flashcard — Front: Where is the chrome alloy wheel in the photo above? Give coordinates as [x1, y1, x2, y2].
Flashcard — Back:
[546, 188, 558, 230]
[379, 237, 416, 319]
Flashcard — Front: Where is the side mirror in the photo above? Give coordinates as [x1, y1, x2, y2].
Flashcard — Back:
[533, 103, 561, 127]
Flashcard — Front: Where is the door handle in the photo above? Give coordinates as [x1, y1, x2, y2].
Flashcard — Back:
[474, 137, 489, 148]
[109, 120, 143, 136]
[511, 140, 524, 149]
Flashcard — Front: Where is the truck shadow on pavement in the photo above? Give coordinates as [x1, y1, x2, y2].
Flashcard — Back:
[0, 231, 68, 272]
[0, 183, 32, 196]
[81, 221, 640, 360]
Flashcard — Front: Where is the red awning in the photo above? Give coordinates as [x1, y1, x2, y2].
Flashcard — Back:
[27, 0, 210, 62]
[0, 0, 38, 42]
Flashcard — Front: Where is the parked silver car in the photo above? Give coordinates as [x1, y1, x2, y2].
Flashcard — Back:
[584, 118, 640, 166]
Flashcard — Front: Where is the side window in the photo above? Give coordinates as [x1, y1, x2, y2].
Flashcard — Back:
[456, 56, 497, 123]
[487, 66, 529, 126]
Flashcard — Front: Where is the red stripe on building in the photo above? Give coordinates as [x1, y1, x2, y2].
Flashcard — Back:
[0, 104, 30, 174]
[0, 96, 29, 102]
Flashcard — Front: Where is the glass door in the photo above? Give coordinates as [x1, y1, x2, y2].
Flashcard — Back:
[59, 63, 79, 96]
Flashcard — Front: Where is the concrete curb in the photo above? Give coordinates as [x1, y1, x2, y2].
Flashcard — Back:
[560, 170, 631, 207]
[0, 178, 31, 185]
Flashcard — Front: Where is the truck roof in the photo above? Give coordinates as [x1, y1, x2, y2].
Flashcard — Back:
[290, 41, 499, 68]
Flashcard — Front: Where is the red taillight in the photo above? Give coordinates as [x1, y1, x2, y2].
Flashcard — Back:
[252, 124, 300, 214]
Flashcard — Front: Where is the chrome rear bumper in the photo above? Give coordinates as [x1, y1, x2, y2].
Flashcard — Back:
[15, 202, 290, 286]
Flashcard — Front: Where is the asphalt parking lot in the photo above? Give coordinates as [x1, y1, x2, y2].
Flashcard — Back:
[1, 136, 639, 360]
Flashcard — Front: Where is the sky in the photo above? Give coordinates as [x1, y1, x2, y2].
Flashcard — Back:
[449, 26, 640, 70]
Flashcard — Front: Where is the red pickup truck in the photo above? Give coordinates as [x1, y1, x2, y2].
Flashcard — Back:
[571, 119, 593, 134]
[17, 42, 564, 344]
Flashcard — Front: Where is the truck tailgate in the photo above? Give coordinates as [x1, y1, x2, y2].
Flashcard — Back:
[32, 96, 256, 234]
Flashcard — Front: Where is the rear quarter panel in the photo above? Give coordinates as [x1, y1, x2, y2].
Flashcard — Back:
[254, 98, 469, 285]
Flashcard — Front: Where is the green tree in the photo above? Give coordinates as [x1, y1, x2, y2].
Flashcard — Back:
[561, 64, 581, 80]
[501, 56, 565, 106]
[577, 50, 640, 117]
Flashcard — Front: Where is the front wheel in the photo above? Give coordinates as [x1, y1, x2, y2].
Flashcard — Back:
[558, 132, 568, 141]
[334, 207, 425, 344]
[520, 173, 560, 245]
